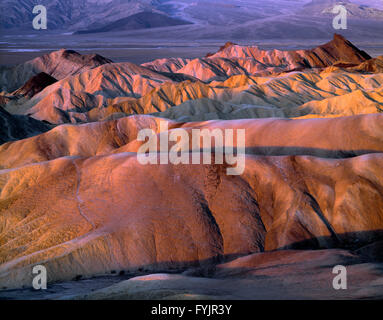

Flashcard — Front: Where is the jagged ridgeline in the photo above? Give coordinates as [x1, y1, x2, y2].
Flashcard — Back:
[1, 35, 382, 129]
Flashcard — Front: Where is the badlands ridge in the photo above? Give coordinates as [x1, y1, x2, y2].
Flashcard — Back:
[0, 35, 383, 299]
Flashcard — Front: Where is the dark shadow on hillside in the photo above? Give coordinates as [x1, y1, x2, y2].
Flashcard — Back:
[243, 146, 383, 159]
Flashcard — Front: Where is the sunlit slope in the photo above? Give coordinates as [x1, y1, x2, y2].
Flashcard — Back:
[1, 114, 382, 169]
[1, 148, 383, 288]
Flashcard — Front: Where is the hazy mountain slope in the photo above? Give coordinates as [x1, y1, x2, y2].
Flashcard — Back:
[2, 0, 383, 42]
[0, 0, 310, 30]
[352, 0, 383, 10]
[0, 0, 154, 30]
[1, 114, 383, 289]
[301, 0, 383, 19]
[76, 12, 192, 34]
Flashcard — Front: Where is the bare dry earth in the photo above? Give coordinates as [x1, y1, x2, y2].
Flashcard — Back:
[0, 35, 383, 299]
[0, 114, 383, 295]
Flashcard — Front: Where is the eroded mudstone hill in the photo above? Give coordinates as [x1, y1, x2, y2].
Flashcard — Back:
[3, 35, 382, 125]
[0, 115, 383, 289]
[0, 35, 382, 296]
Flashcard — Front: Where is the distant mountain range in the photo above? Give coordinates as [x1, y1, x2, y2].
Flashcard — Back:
[300, 0, 383, 18]
[75, 12, 192, 34]
[0, 0, 155, 30]
[2, 0, 383, 33]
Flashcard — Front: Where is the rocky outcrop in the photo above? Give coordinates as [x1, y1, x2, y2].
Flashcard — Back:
[301, 0, 383, 19]
[0, 0, 155, 30]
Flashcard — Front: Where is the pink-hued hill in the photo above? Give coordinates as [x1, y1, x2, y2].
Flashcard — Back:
[3, 35, 382, 126]
[0, 35, 383, 298]
[1, 114, 383, 292]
